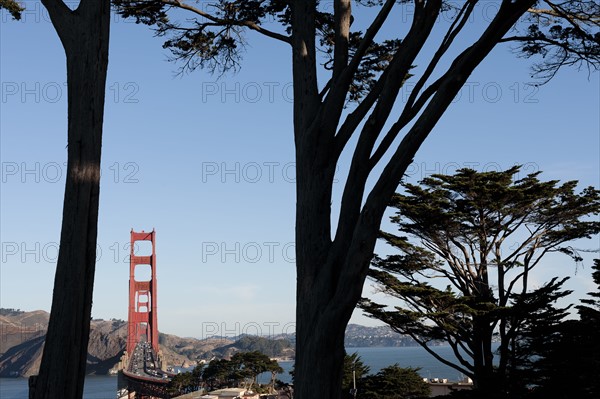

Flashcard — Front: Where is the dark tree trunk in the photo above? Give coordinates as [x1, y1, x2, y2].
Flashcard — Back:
[291, 1, 350, 396]
[31, 1, 110, 398]
[472, 317, 498, 395]
[295, 296, 347, 399]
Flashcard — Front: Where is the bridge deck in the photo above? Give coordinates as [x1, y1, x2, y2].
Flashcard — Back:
[121, 340, 174, 398]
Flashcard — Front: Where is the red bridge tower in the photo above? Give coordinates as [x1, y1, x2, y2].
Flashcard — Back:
[127, 229, 159, 355]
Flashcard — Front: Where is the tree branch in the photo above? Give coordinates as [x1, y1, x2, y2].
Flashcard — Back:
[165, 0, 291, 43]
[321, 0, 396, 136]
[41, 0, 76, 47]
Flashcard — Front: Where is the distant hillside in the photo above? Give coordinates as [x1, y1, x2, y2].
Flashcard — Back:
[0, 314, 128, 377]
[209, 335, 294, 359]
[345, 324, 418, 347]
[0, 309, 47, 360]
[253, 324, 421, 348]
[0, 309, 295, 377]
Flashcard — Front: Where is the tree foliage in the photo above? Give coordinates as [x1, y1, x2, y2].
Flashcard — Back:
[578, 258, 600, 317]
[202, 351, 283, 391]
[503, 277, 573, 398]
[231, 350, 284, 386]
[519, 259, 600, 399]
[0, 0, 23, 20]
[339, 353, 428, 399]
[113, 1, 600, 80]
[341, 352, 370, 398]
[359, 364, 430, 399]
[111, 2, 600, 398]
[505, 1, 600, 81]
[203, 358, 237, 390]
[360, 167, 600, 395]
[168, 363, 204, 395]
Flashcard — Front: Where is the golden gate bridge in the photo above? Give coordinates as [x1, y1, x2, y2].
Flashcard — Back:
[117, 230, 174, 399]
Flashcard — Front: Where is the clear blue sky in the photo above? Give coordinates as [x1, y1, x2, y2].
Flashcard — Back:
[1, 2, 599, 338]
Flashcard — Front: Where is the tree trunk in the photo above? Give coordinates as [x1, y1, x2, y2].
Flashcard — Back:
[31, 1, 110, 399]
[294, 240, 377, 399]
[295, 299, 347, 399]
[472, 316, 498, 395]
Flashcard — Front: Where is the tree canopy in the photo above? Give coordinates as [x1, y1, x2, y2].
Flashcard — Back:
[113, 1, 600, 80]
[360, 167, 600, 395]
[359, 364, 430, 399]
[201, 351, 283, 392]
[341, 352, 370, 398]
[339, 354, 429, 399]
[520, 259, 600, 398]
[168, 363, 204, 395]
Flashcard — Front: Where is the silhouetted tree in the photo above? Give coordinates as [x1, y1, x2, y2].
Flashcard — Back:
[14, 1, 111, 399]
[342, 353, 370, 398]
[360, 167, 600, 395]
[168, 363, 204, 395]
[231, 350, 283, 388]
[203, 358, 235, 390]
[504, 277, 572, 397]
[112, 2, 600, 397]
[359, 364, 430, 399]
[202, 351, 283, 391]
[522, 260, 600, 398]
[168, 371, 194, 395]
[340, 353, 428, 398]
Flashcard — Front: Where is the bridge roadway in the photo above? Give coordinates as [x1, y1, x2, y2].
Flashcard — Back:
[121, 340, 174, 398]
[126, 340, 170, 380]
